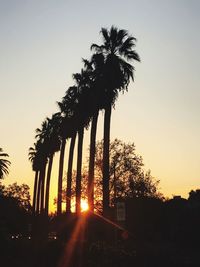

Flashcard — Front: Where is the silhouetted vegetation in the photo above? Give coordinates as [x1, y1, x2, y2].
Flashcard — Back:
[2, 187, 200, 266]
[0, 147, 11, 179]
[60, 139, 162, 212]
[29, 26, 140, 217]
[0, 182, 32, 262]
[2, 26, 199, 266]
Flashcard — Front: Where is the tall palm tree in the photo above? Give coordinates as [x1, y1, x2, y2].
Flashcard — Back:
[35, 120, 50, 213]
[83, 54, 105, 212]
[44, 113, 61, 215]
[29, 138, 47, 214]
[57, 130, 66, 216]
[65, 118, 76, 213]
[0, 148, 11, 179]
[55, 110, 74, 216]
[73, 69, 91, 213]
[57, 86, 79, 214]
[28, 144, 40, 214]
[91, 26, 140, 214]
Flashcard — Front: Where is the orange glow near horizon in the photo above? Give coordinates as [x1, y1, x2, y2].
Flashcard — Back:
[49, 198, 89, 214]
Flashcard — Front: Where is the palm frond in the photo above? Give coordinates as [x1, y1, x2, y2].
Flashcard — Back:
[126, 50, 140, 62]
[90, 43, 105, 53]
[101, 28, 110, 44]
[0, 153, 9, 157]
[117, 29, 128, 44]
[0, 148, 11, 179]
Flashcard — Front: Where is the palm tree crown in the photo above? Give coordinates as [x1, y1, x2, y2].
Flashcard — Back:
[0, 148, 11, 179]
[91, 26, 140, 213]
[92, 27, 140, 94]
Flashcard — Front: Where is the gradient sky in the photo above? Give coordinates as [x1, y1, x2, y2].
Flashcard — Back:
[1, 0, 200, 210]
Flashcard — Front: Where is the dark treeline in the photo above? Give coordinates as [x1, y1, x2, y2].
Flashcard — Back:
[1, 187, 200, 266]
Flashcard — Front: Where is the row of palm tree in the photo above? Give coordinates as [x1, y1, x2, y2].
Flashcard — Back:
[28, 26, 140, 216]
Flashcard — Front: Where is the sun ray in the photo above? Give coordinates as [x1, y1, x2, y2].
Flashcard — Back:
[58, 215, 87, 267]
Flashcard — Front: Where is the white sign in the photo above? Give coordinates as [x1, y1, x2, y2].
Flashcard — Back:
[116, 202, 126, 221]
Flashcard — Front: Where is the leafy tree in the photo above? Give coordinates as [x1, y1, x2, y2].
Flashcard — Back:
[3, 182, 31, 211]
[0, 182, 31, 240]
[61, 139, 161, 212]
[94, 139, 161, 210]
[188, 189, 200, 205]
[0, 148, 11, 179]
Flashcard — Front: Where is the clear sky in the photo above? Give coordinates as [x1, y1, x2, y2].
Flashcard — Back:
[1, 0, 200, 210]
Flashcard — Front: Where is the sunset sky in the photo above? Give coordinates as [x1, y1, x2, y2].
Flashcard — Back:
[1, 0, 200, 211]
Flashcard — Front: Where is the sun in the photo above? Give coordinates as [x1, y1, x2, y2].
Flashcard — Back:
[81, 199, 89, 212]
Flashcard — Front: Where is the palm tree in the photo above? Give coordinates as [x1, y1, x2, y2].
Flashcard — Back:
[57, 129, 66, 216]
[83, 54, 105, 212]
[55, 109, 75, 216]
[57, 86, 79, 214]
[28, 144, 40, 214]
[91, 26, 140, 214]
[35, 120, 50, 213]
[65, 118, 76, 213]
[29, 139, 47, 214]
[58, 69, 91, 214]
[0, 148, 11, 179]
[72, 70, 91, 214]
[44, 113, 61, 215]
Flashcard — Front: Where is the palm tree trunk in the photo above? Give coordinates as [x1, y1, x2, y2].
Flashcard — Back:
[57, 138, 66, 216]
[88, 110, 99, 212]
[66, 132, 76, 213]
[76, 127, 84, 214]
[36, 170, 41, 214]
[32, 170, 39, 214]
[45, 154, 54, 216]
[40, 163, 47, 213]
[103, 103, 112, 216]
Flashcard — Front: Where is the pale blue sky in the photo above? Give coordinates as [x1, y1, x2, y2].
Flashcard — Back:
[1, 0, 200, 205]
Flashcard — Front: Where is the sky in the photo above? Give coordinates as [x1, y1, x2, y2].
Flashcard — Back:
[0, 0, 200, 210]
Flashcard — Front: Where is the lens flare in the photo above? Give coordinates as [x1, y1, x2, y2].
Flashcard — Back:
[81, 199, 89, 212]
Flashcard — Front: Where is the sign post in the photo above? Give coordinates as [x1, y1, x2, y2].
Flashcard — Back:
[116, 202, 126, 222]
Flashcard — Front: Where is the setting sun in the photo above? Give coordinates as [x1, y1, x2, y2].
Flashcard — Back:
[81, 199, 89, 212]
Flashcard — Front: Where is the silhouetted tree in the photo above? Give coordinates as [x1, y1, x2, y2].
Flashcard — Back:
[62, 139, 161, 212]
[91, 26, 140, 214]
[0, 148, 11, 179]
[3, 182, 31, 211]
[28, 144, 40, 213]
[94, 139, 161, 210]
[83, 54, 105, 212]
[57, 86, 79, 214]
[72, 69, 91, 213]
[34, 121, 50, 213]
[188, 189, 200, 209]
[44, 113, 61, 215]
